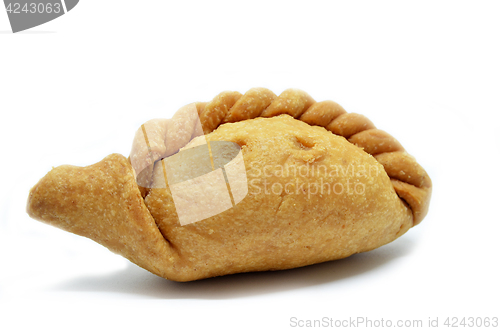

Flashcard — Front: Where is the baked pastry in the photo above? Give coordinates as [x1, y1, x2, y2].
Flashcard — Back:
[26, 88, 432, 282]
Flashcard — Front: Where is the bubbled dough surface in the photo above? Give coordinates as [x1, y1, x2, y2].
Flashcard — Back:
[145, 115, 413, 281]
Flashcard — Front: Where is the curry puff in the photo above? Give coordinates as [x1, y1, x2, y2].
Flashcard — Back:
[27, 88, 432, 282]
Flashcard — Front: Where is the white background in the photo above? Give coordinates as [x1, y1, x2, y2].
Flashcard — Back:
[1, 1, 499, 330]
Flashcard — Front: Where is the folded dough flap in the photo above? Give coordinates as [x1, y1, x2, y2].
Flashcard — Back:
[26, 153, 174, 278]
[374, 151, 432, 226]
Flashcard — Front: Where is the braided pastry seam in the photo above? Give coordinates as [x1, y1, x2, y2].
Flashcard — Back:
[196, 88, 431, 226]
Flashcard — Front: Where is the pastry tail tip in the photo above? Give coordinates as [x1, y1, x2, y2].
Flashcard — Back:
[26, 154, 174, 279]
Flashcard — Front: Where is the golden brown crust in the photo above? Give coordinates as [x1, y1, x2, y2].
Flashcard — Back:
[299, 100, 346, 127]
[131, 88, 431, 227]
[349, 129, 404, 156]
[326, 113, 376, 138]
[26, 88, 432, 282]
[26, 154, 176, 279]
[223, 87, 277, 123]
[145, 115, 414, 281]
[195, 88, 431, 226]
[260, 88, 315, 118]
[200, 91, 242, 134]
[375, 152, 432, 225]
